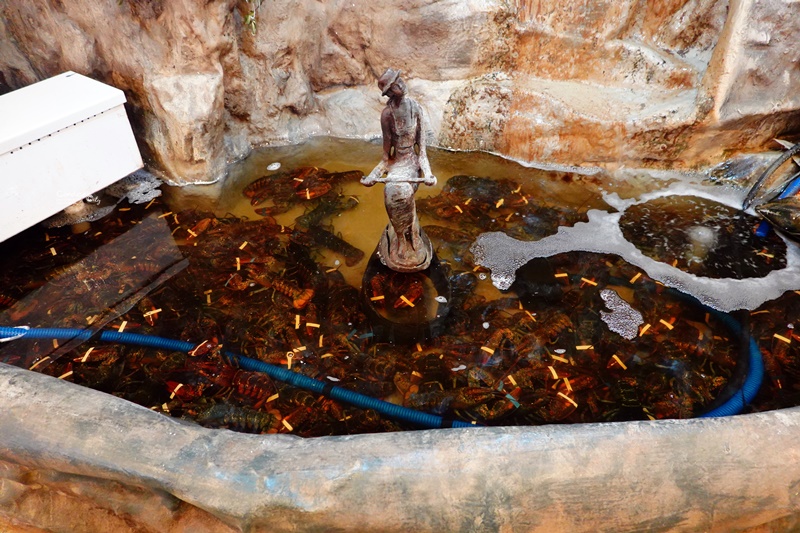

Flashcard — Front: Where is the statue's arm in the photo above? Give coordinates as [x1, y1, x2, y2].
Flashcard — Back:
[415, 103, 436, 187]
[362, 108, 394, 186]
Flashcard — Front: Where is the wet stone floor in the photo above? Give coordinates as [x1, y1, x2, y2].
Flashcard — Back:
[1, 139, 799, 437]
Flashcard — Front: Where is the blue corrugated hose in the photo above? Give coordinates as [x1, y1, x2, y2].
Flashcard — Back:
[0, 309, 763, 421]
[696, 308, 764, 417]
[581, 275, 764, 418]
[0, 326, 476, 429]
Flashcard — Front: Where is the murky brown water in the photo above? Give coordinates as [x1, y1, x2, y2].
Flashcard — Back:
[1, 138, 798, 436]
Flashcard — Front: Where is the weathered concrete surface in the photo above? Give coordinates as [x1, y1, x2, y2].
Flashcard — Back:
[1, 363, 799, 532]
[0, 458, 236, 533]
[1, 0, 798, 183]
[685, 0, 800, 163]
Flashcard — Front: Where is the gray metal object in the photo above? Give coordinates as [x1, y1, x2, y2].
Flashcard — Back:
[757, 195, 800, 239]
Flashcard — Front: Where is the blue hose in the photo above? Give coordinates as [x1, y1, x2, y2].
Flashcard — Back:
[589, 275, 764, 418]
[0, 326, 476, 429]
[697, 309, 764, 417]
[781, 171, 800, 197]
[647, 286, 763, 418]
[0, 308, 764, 422]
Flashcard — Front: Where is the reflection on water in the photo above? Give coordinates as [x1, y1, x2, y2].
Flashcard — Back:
[0, 215, 186, 369]
[0, 138, 798, 436]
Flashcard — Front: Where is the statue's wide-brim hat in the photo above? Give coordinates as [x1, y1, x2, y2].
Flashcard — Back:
[378, 68, 401, 96]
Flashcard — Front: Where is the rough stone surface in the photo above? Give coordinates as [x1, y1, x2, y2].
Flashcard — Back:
[146, 73, 227, 185]
[0, 363, 800, 532]
[0, 459, 236, 533]
[440, 73, 514, 152]
[702, 0, 800, 122]
[0, 0, 240, 185]
[0, 0, 798, 183]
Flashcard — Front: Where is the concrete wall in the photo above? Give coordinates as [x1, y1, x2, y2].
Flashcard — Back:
[1, 363, 799, 532]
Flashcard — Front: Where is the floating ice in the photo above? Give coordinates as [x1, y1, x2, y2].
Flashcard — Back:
[599, 289, 644, 340]
[470, 186, 800, 312]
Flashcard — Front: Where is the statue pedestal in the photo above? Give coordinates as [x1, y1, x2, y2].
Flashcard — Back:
[360, 246, 451, 344]
[377, 223, 434, 273]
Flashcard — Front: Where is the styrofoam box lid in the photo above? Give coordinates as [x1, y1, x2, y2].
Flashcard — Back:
[0, 71, 126, 156]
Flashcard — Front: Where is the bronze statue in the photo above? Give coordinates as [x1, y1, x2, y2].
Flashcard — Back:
[362, 68, 436, 272]
[359, 68, 451, 341]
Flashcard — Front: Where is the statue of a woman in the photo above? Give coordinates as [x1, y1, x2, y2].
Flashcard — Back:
[361, 68, 436, 272]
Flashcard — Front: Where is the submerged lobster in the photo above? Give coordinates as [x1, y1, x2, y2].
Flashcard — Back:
[182, 361, 279, 410]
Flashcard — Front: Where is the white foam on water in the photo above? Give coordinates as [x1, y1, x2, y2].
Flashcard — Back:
[625, 181, 749, 211]
[685, 225, 718, 265]
[599, 289, 644, 340]
[470, 184, 800, 312]
[107, 169, 163, 205]
[439, 145, 607, 176]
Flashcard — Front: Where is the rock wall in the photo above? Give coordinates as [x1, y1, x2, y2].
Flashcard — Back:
[0, 0, 798, 183]
[1, 362, 800, 532]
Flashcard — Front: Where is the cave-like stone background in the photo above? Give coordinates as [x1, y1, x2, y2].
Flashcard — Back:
[1, 0, 799, 185]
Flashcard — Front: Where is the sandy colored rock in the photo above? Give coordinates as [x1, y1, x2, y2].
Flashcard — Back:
[0, 0, 798, 183]
[0, 0, 238, 185]
[440, 73, 513, 152]
[515, 0, 638, 39]
[0, 459, 236, 533]
[703, 0, 800, 123]
[146, 73, 227, 185]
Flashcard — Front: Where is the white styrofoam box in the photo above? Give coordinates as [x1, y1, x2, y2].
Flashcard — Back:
[0, 71, 143, 242]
